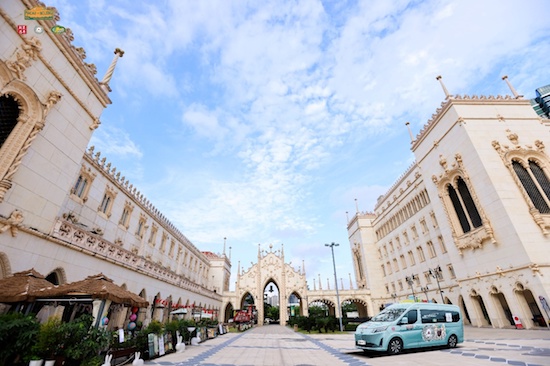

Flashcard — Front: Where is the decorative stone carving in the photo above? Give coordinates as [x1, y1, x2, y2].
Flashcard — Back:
[6, 38, 42, 80]
[43, 91, 62, 116]
[0, 210, 24, 237]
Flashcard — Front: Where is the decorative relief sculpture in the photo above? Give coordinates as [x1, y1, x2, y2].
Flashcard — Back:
[0, 209, 24, 237]
[6, 38, 42, 80]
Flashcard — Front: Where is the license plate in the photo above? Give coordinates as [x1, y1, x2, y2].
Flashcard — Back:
[357, 340, 366, 345]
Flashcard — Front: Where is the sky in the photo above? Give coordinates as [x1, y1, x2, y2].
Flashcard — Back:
[47, 0, 550, 292]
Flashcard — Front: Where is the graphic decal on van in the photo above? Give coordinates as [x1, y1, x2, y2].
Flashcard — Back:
[422, 324, 446, 341]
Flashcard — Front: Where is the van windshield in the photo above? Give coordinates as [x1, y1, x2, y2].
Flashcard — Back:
[371, 307, 407, 322]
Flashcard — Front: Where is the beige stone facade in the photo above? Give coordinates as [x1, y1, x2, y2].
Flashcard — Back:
[0, 0, 229, 328]
[348, 87, 550, 329]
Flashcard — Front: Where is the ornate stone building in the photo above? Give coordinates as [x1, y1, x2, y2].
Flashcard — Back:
[348, 77, 550, 329]
[0, 0, 230, 327]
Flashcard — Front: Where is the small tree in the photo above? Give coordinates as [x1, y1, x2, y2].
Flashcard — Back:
[0, 312, 40, 365]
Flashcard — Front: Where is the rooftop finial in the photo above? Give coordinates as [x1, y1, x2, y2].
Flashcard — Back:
[436, 75, 451, 99]
[100, 48, 124, 93]
[355, 198, 359, 213]
[406, 122, 415, 142]
[223, 237, 226, 256]
[502, 75, 522, 99]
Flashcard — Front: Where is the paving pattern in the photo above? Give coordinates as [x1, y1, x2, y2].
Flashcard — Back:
[144, 325, 550, 366]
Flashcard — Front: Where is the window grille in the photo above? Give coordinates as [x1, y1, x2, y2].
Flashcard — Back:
[513, 160, 550, 213]
[457, 178, 482, 228]
[448, 184, 470, 232]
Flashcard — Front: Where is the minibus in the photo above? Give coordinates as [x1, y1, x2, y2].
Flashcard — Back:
[355, 302, 463, 355]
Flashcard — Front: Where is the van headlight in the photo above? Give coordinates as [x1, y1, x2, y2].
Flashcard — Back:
[373, 326, 388, 333]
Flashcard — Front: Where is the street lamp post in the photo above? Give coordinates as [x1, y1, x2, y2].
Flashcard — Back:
[429, 266, 445, 303]
[325, 242, 344, 332]
[405, 275, 418, 301]
[420, 286, 429, 302]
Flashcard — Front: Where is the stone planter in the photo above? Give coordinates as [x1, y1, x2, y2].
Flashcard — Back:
[44, 361, 55, 366]
[29, 360, 43, 366]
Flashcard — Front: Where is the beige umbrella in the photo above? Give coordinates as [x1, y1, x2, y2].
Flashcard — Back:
[0, 268, 55, 303]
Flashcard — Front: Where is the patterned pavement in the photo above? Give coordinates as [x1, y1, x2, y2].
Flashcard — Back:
[143, 325, 550, 366]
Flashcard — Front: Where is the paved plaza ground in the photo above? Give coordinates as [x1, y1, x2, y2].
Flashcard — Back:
[144, 325, 550, 366]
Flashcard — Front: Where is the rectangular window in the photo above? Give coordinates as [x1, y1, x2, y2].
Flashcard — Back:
[400, 254, 407, 269]
[408, 250, 416, 265]
[73, 175, 88, 197]
[424, 271, 432, 284]
[417, 246, 425, 262]
[148, 225, 158, 246]
[386, 261, 392, 274]
[426, 241, 436, 258]
[393, 258, 399, 272]
[420, 219, 428, 234]
[99, 194, 110, 213]
[438, 235, 447, 253]
[381, 264, 386, 277]
[411, 225, 418, 240]
[398, 281, 403, 291]
[448, 264, 456, 279]
[169, 240, 176, 257]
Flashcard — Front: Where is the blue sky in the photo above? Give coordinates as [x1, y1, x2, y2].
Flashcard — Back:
[48, 0, 550, 291]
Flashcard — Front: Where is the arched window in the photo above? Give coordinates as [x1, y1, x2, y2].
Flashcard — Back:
[447, 177, 483, 234]
[512, 160, 550, 213]
[0, 95, 20, 148]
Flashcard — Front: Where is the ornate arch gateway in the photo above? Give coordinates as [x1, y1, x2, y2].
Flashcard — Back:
[222, 244, 373, 325]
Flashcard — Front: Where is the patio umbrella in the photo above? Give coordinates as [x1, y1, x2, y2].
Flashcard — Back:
[0, 268, 55, 303]
[37, 273, 149, 308]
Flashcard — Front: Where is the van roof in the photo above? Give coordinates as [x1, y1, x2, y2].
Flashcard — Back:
[387, 302, 459, 309]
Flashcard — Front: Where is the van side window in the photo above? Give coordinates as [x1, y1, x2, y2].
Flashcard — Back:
[421, 309, 461, 323]
[405, 309, 417, 324]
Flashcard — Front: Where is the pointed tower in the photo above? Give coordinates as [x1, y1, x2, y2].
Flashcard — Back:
[100, 48, 124, 93]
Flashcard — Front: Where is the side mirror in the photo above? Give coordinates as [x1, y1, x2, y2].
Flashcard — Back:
[400, 317, 408, 325]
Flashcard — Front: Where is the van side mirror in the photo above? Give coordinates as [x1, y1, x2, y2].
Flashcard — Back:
[400, 317, 408, 325]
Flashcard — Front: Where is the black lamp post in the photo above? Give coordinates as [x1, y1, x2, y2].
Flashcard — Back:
[420, 286, 429, 302]
[325, 242, 343, 332]
[429, 266, 445, 303]
[405, 275, 417, 300]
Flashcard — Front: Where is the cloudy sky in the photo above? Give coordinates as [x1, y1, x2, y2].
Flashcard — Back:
[49, 0, 550, 292]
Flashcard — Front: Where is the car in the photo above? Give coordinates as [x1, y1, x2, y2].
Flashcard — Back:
[264, 318, 273, 324]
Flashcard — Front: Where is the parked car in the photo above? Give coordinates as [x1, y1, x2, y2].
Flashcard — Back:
[355, 302, 463, 355]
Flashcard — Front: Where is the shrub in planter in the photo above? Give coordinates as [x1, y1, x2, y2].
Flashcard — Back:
[57, 314, 109, 366]
[0, 312, 40, 366]
[35, 317, 63, 361]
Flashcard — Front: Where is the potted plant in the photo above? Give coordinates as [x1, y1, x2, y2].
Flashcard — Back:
[0, 312, 40, 366]
[57, 314, 110, 366]
[35, 317, 63, 366]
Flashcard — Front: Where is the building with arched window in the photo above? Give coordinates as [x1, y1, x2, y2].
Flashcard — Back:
[348, 81, 550, 329]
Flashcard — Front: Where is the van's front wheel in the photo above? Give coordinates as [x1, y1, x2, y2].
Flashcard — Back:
[387, 337, 403, 355]
[447, 334, 458, 348]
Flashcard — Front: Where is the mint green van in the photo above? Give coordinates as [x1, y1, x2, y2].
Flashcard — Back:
[355, 302, 463, 355]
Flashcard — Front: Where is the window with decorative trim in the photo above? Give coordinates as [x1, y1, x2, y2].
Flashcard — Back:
[426, 241, 436, 258]
[493, 138, 550, 234]
[447, 177, 483, 233]
[400, 254, 407, 269]
[447, 264, 456, 279]
[408, 250, 415, 265]
[98, 186, 117, 218]
[512, 159, 550, 213]
[136, 214, 147, 238]
[169, 239, 176, 257]
[71, 165, 96, 203]
[437, 235, 447, 253]
[160, 233, 168, 253]
[416, 246, 425, 262]
[432, 153, 495, 252]
[119, 201, 134, 229]
[393, 258, 399, 272]
[148, 224, 158, 246]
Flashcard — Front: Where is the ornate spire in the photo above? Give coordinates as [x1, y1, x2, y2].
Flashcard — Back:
[100, 48, 124, 93]
[318, 273, 322, 290]
[349, 273, 353, 290]
[223, 237, 226, 256]
[302, 260, 305, 275]
[436, 75, 451, 99]
[502, 75, 522, 99]
[406, 122, 415, 142]
[355, 198, 359, 213]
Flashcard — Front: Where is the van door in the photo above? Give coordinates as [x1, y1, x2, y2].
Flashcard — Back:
[398, 309, 423, 348]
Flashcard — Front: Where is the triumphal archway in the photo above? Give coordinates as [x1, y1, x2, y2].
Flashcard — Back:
[221, 244, 373, 325]
[222, 244, 308, 325]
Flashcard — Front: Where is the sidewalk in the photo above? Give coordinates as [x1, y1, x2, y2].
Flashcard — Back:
[143, 325, 550, 366]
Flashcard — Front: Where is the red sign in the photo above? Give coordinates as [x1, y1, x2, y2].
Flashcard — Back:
[17, 25, 27, 34]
